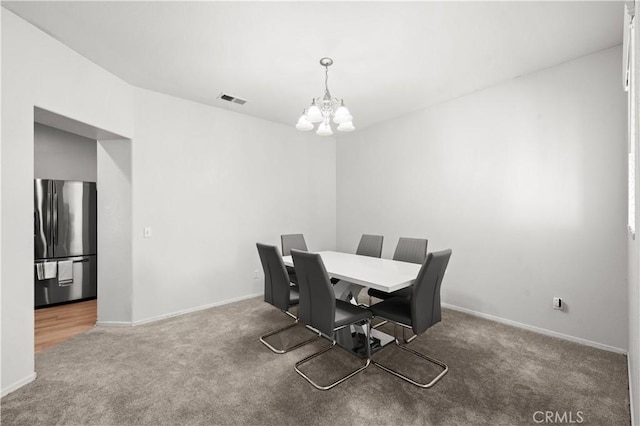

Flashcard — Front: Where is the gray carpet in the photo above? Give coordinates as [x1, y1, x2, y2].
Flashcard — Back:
[1, 296, 630, 425]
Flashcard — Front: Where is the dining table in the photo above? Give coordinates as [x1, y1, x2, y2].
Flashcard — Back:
[282, 250, 421, 357]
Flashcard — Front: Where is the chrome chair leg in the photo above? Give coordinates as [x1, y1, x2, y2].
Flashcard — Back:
[372, 323, 448, 388]
[357, 295, 371, 308]
[372, 319, 388, 329]
[284, 310, 297, 320]
[368, 296, 388, 329]
[294, 320, 371, 390]
[401, 325, 418, 344]
[260, 317, 318, 354]
[366, 319, 371, 359]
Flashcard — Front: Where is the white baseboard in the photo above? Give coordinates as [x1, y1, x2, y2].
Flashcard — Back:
[630, 354, 636, 426]
[1, 372, 37, 398]
[95, 321, 133, 327]
[442, 303, 627, 355]
[131, 292, 263, 326]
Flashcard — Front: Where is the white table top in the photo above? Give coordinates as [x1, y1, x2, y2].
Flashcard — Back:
[282, 250, 421, 293]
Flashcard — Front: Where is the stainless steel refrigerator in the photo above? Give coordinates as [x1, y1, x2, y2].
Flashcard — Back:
[34, 179, 97, 308]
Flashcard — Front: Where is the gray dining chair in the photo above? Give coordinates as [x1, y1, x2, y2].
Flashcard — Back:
[332, 233, 384, 293]
[291, 249, 373, 390]
[393, 237, 429, 264]
[281, 234, 308, 285]
[369, 249, 452, 388]
[368, 237, 428, 305]
[356, 234, 384, 258]
[256, 243, 316, 353]
[281, 233, 308, 256]
[332, 234, 384, 287]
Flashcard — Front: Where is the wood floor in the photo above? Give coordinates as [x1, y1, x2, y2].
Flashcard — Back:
[35, 299, 97, 354]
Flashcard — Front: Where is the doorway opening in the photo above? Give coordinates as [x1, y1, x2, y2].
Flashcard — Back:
[33, 107, 132, 352]
[33, 121, 99, 350]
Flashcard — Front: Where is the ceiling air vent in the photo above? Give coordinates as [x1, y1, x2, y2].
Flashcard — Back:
[217, 93, 248, 105]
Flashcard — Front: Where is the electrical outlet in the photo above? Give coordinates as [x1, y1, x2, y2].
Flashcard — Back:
[553, 297, 563, 310]
[253, 269, 260, 279]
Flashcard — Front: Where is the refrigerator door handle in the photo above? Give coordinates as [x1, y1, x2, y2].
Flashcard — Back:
[52, 183, 57, 247]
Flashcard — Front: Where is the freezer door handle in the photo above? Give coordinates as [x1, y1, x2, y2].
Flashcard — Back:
[58, 257, 88, 287]
[34, 256, 89, 264]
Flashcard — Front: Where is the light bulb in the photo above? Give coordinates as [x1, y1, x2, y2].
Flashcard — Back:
[337, 121, 355, 132]
[333, 112, 353, 124]
[306, 102, 323, 123]
[316, 120, 333, 136]
[295, 114, 313, 131]
[333, 102, 352, 124]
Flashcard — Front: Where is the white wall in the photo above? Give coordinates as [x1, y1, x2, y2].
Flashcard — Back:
[97, 139, 133, 325]
[629, 14, 640, 424]
[131, 88, 336, 323]
[337, 46, 628, 351]
[34, 123, 97, 182]
[1, 10, 134, 395]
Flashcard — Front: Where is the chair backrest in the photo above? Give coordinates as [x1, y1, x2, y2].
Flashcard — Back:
[393, 237, 428, 264]
[256, 243, 292, 312]
[281, 234, 308, 256]
[356, 234, 384, 258]
[290, 249, 336, 338]
[411, 249, 452, 335]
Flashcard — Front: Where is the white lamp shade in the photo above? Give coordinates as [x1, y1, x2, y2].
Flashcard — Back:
[337, 121, 355, 132]
[316, 121, 333, 136]
[295, 115, 313, 131]
[333, 114, 353, 124]
[307, 105, 323, 123]
[333, 105, 352, 124]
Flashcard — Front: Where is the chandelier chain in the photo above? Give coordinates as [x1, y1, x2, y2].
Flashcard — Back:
[324, 65, 330, 97]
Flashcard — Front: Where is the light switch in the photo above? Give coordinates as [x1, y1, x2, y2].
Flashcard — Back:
[144, 227, 153, 238]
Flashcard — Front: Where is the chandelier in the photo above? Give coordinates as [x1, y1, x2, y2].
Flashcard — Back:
[296, 57, 354, 136]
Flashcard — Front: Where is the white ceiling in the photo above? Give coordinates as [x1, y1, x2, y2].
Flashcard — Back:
[2, 1, 624, 132]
